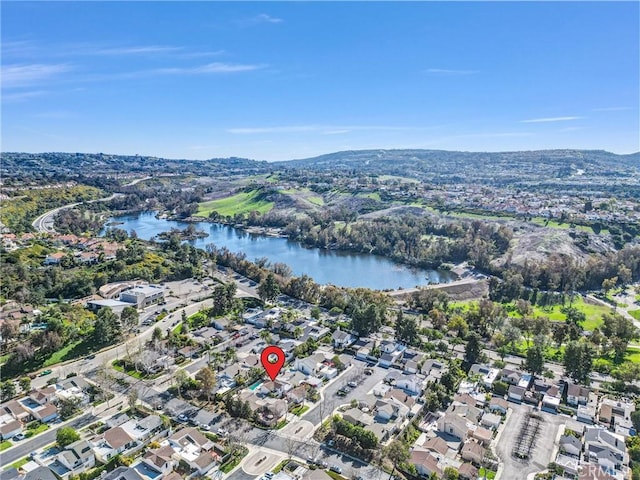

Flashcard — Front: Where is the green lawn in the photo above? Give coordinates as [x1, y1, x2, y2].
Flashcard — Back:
[25, 423, 49, 438]
[9, 457, 29, 470]
[0, 440, 11, 452]
[510, 297, 614, 331]
[42, 340, 83, 367]
[479, 467, 497, 479]
[290, 405, 310, 416]
[326, 471, 347, 480]
[629, 309, 640, 321]
[196, 190, 274, 217]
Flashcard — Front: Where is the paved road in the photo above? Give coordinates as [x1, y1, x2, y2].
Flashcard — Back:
[2, 412, 97, 465]
[304, 360, 387, 426]
[31, 176, 151, 233]
[220, 420, 385, 480]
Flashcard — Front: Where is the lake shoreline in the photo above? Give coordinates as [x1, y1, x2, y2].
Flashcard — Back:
[102, 211, 461, 290]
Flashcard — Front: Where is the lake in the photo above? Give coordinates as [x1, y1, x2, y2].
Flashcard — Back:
[102, 212, 457, 289]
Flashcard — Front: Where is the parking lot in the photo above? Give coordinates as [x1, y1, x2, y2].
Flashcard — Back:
[495, 402, 565, 480]
[304, 360, 390, 426]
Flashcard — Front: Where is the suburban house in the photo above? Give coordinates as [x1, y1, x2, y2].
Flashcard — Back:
[488, 397, 508, 415]
[410, 450, 442, 478]
[331, 329, 356, 349]
[169, 427, 221, 474]
[93, 427, 137, 463]
[461, 441, 486, 464]
[437, 412, 471, 440]
[259, 380, 292, 398]
[508, 386, 526, 403]
[469, 364, 500, 389]
[31, 404, 59, 423]
[0, 419, 22, 440]
[395, 375, 422, 395]
[567, 383, 590, 407]
[559, 435, 582, 457]
[140, 446, 176, 476]
[57, 440, 96, 476]
[500, 368, 522, 386]
[286, 385, 307, 405]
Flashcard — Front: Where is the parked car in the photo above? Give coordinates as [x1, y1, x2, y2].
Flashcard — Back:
[13, 433, 26, 441]
[329, 465, 342, 474]
[39, 369, 52, 377]
[348, 381, 358, 388]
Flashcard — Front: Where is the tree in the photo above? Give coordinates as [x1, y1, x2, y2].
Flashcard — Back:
[310, 306, 321, 320]
[257, 273, 280, 303]
[120, 306, 139, 332]
[444, 467, 460, 480]
[260, 330, 272, 345]
[1, 381, 16, 401]
[196, 366, 216, 403]
[601, 313, 638, 362]
[384, 440, 409, 465]
[448, 316, 469, 338]
[57, 427, 80, 447]
[524, 344, 545, 378]
[19, 377, 31, 393]
[602, 276, 618, 296]
[93, 307, 121, 345]
[464, 332, 482, 366]
[394, 310, 418, 345]
[127, 388, 139, 412]
[59, 397, 82, 419]
[564, 341, 594, 385]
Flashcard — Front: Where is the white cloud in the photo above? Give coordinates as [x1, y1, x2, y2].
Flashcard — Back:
[94, 45, 184, 55]
[247, 13, 284, 24]
[520, 116, 582, 123]
[156, 62, 266, 75]
[2, 63, 71, 88]
[425, 68, 478, 75]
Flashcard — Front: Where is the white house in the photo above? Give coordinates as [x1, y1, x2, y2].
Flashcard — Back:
[395, 375, 422, 395]
[437, 413, 471, 440]
[0, 419, 22, 440]
[332, 330, 356, 349]
[57, 440, 95, 475]
[140, 445, 176, 475]
[93, 427, 137, 464]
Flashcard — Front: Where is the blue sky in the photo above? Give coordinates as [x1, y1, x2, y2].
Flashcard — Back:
[2, 1, 638, 161]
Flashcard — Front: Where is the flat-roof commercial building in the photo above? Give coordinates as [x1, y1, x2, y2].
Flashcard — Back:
[119, 285, 164, 308]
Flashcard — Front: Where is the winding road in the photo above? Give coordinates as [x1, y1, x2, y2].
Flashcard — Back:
[31, 176, 151, 234]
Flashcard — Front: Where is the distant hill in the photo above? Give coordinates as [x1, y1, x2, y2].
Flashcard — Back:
[2, 149, 638, 184]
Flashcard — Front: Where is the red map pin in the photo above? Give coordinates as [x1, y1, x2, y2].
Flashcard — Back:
[261, 345, 286, 381]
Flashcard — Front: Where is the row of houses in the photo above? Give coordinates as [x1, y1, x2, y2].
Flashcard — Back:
[556, 425, 629, 480]
[409, 393, 508, 479]
[0, 377, 92, 441]
[28, 410, 228, 480]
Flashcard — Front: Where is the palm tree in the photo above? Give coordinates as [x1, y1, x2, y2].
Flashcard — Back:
[260, 330, 272, 345]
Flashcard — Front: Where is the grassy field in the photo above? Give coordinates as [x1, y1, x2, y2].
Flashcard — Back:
[0, 440, 11, 452]
[511, 297, 613, 331]
[629, 309, 640, 321]
[357, 192, 381, 201]
[307, 195, 325, 206]
[196, 190, 274, 217]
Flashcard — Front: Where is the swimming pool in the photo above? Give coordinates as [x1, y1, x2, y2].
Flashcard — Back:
[249, 381, 263, 391]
